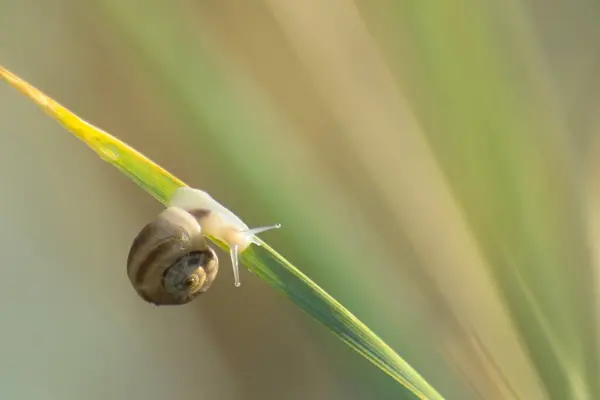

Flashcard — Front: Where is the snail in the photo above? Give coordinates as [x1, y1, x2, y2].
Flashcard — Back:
[127, 187, 281, 306]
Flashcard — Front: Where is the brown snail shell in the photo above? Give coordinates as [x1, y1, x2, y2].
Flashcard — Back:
[126, 207, 218, 306]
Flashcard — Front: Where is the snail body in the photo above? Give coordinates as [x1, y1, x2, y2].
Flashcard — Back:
[126, 187, 281, 306]
[168, 187, 281, 288]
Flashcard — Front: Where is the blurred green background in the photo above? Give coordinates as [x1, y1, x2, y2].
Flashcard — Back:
[1, 0, 599, 399]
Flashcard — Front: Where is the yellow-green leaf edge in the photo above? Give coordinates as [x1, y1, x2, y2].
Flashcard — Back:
[0, 64, 444, 400]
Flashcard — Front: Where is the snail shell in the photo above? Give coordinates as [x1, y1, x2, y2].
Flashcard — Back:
[126, 206, 218, 306]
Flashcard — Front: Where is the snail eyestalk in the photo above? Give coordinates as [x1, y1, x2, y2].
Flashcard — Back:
[230, 244, 241, 287]
[231, 224, 281, 287]
[245, 223, 282, 246]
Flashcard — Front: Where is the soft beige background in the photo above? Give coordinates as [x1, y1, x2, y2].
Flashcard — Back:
[2, 0, 600, 399]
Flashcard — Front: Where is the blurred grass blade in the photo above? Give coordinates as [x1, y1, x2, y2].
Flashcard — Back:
[0, 65, 445, 400]
[0, 66, 184, 205]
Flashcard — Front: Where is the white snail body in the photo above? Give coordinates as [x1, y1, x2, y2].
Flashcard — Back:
[127, 206, 218, 306]
[168, 186, 281, 287]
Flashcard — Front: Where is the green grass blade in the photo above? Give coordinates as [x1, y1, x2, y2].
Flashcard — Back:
[0, 64, 445, 400]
